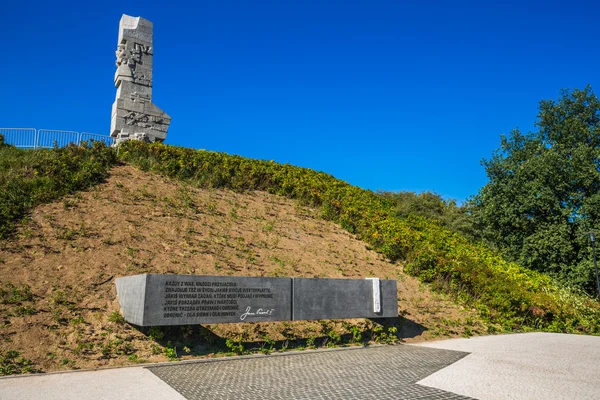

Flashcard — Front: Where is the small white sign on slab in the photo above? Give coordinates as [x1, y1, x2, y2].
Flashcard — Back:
[365, 277, 381, 313]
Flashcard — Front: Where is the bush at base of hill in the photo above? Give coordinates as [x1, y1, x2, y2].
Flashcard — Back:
[0, 138, 118, 239]
[117, 140, 600, 335]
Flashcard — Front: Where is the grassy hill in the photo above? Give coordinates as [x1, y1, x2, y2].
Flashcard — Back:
[1, 139, 599, 374]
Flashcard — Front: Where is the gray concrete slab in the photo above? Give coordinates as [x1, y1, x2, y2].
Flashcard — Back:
[415, 332, 600, 400]
[0, 367, 185, 400]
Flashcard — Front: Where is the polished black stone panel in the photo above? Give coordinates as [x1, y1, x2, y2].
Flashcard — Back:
[116, 274, 398, 326]
[116, 274, 292, 326]
[292, 278, 397, 320]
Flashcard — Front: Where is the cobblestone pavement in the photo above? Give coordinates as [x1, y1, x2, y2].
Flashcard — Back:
[148, 345, 474, 399]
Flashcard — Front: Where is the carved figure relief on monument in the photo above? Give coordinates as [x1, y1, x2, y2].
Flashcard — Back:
[110, 14, 171, 143]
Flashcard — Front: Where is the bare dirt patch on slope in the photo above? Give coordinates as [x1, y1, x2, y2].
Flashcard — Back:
[0, 165, 486, 372]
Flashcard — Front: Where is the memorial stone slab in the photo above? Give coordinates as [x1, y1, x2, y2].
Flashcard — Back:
[116, 274, 292, 326]
[116, 274, 398, 326]
[292, 277, 397, 320]
[110, 14, 171, 143]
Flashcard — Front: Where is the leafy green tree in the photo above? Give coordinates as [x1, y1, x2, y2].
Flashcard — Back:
[470, 86, 600, 293]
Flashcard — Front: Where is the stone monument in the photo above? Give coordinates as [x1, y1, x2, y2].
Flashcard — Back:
[116, 274, 398, 326]
[111, 15, 171, 143]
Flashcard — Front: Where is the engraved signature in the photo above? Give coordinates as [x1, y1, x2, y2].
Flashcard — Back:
[239, 306, 274, 321]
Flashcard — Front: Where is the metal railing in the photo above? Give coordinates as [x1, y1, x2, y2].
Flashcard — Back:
[0, 128, 37, 148]
[36, 129, 79, 149]
[0, 128, 114, 149]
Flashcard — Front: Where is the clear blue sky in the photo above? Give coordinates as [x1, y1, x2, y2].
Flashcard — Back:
[2, 0, 598, 203]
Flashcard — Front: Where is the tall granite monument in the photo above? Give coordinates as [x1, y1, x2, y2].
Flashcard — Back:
[111, 15, 171, 143]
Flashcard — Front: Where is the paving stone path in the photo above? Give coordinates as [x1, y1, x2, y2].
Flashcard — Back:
[148, 345, 474, 399]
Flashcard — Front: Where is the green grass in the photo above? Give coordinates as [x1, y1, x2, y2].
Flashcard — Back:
[0, 350, 36, 375]
[0, 138, 118, 239]
[0, 282, 34, 304]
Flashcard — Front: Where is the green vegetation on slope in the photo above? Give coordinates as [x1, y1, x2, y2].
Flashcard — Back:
[377, 191, 475, 240]
[118, 140, 600, 334]
[1, 136, 598, 335]
[0, 138, 118, 239]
